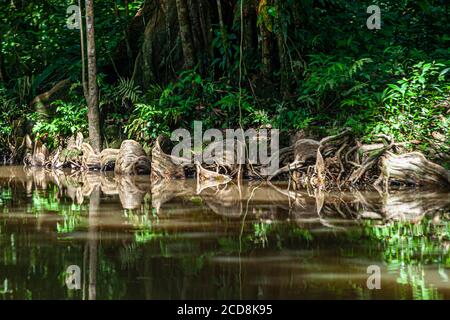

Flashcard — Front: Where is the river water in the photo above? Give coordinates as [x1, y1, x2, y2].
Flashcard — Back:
[0, 166, 448, 299]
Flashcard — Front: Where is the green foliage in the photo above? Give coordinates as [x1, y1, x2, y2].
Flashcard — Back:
[211, 27, 239, 73]
[369, 62, 450, 143]
[0, 88, 15, 141]
[298, 55, 373, 111]
[116, 77, 142, 104]
[125, 102, 171, 145]
[30, 100, 87, 149]
[0, 86, 25, 152]
[124, 70, 260, 146]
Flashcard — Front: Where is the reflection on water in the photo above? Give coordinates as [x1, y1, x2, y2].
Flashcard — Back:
[0, 166, 448, 300]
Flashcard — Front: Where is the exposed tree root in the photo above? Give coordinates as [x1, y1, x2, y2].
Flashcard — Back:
[151, 135, 186, 181]
[275, 128, 450, 191]
[378, 152, 450, 189]
[115, 140, 151, 175]
[24, 133, 149, 175]
[21, 129, 450, 191]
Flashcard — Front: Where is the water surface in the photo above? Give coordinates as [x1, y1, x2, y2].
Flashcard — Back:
[0, 166, 449, 300]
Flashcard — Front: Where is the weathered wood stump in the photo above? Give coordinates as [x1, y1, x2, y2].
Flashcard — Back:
[100, 148, 120, 171]
[151, 135, 186, 181]
[379, 152, 450, 189]
[115, 140, 151, 175]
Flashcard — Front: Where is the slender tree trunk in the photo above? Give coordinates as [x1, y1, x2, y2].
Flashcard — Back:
[124, 0, 133, 73]
[260, 26, 271, 77]
[216, 0, 230, 69]
[175, 0, 196, 68]
[187, 0, 202, 51]
[243, 0, 256, 54]
[276, 33, 288, 95]
[113, 0, 133, 73]
[275, 0, 288, 96]
[187, 0, 205, 73]
[259, 0, 272, 77]
[78, 0, 88, 101]
[85, 0, 102, 152]
[198, 0, 213, 61]
[201, 0, 214, 60]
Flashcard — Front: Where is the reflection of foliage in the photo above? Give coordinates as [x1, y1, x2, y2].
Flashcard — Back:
[123, 206, 167, 243]
[56, 214, 82, 234]
[0, 188, 12, 208]
[124, 206, 167, 243]
[25, 188, 87, 234]
[247, 221, 313, 249]
[363, 217, 449, 300]
[250, 220, 272, 248]
[134, 229, 167, 243]
[2, 171, 450, 299]
[363, 218, 449, 266]
[28, 187, 61, 214]
[396, 265, 443, 300]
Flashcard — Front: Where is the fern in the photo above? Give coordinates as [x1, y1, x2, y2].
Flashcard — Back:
[116, 77, 142, 103]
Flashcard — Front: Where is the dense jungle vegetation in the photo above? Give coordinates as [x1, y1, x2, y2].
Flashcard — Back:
[0, 0, 449, 165]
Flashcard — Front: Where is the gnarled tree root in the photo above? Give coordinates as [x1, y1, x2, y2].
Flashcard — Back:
[115, 140, 151, 175]
[378, 152, 450, 189]
[270, 128, 450, 191]
[151, 135, 186, 181]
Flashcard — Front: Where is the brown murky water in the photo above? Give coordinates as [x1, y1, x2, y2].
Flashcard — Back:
[0, 166, 449, 300]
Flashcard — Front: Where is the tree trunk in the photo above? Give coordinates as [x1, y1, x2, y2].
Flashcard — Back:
[175, 0, 196, 68]
[216, 0, 230, 69]
[259, 0, 272, 78]
[198, 0, 213, 61]
[201, 0, 214, 60]
[85, 0, 102, 152]
[275, 0, 288, 96]
[187, 0, 202, 52]
[243, 0, 256, 57]
[78, 0, 88, 101]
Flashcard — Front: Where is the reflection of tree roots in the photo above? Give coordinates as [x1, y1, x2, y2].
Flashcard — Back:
[18, 166, 450, 231]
